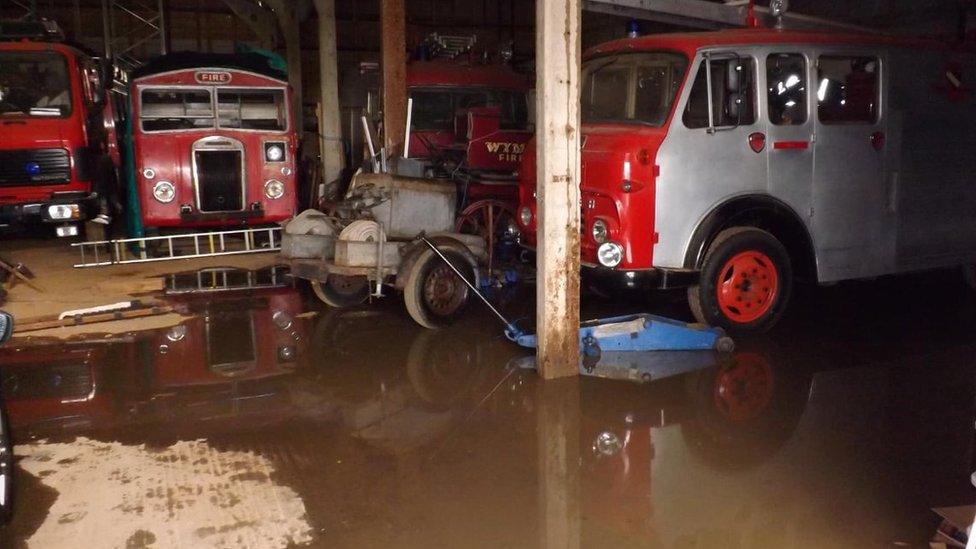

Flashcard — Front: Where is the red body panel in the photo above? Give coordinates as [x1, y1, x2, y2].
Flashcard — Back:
[0, 41, 99, 215]
[132, 69, 297, 228]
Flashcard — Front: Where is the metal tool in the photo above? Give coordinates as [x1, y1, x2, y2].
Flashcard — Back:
[419, 234, 734, 355]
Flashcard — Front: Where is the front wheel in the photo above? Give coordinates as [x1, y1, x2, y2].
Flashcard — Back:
[403, 247, 475, 329]
[688, 227, 792, 334]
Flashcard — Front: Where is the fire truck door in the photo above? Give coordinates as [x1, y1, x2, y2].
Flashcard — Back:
[764, 52, 814, 264]
[810, 52, 887, 281]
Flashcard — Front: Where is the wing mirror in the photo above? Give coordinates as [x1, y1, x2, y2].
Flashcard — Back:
[0, 311, 13, 344]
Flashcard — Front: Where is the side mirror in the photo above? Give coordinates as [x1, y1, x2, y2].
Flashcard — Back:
[0, 312, 12, 344]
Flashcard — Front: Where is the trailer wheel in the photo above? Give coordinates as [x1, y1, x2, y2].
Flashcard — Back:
[403, 247, 476, 329]
[0, 401, 12, 524]
[310, 276, 369, 308]
[688, 227, 792, 334]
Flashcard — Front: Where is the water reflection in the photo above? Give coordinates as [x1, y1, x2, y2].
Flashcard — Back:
[0, 269, 973, 548]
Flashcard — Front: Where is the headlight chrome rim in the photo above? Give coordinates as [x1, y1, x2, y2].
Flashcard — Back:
[518, 206, 532, 226]
[597, 242, 624, 268]
[152, 181, 175, 203]
[591, 219, 609, 244]
[264, 179, 285, 200]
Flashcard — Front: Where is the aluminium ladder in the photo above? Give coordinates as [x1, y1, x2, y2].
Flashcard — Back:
[72, 227, 282, 268]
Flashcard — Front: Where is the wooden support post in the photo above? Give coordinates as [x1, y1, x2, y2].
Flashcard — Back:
[380, 0, 407, 155]
[535, 0, 582, 379]
[314, 0, 345, 197]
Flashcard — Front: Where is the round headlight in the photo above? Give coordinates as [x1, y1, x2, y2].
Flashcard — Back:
[265, 144, 284, 162]
[152, 181, 175, 203]
[264, 179, 285, 199]
[166, 325, 187, 342]
[597, 242, 624, 268]
[518, 206, 532, 226]
[591, 219, 609, 244]
[142, 168, 155, 179]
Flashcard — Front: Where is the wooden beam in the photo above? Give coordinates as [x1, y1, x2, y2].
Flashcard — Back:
[314, 0, 345, 197]
[380, 0, 407, 155]
[535, 0, 582, 380]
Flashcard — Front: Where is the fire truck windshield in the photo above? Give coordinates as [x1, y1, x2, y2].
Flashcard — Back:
[581, 52, 687, 126]
[410, 87, 528, 131]
[0, 51, 71, 118]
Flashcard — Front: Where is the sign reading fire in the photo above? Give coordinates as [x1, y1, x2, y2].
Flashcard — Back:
[194, 71, 233, 85]
[485, 141, 525, 163]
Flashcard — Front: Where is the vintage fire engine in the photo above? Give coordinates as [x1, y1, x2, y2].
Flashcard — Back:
[519, 27, 976, 333]
[404, 49, 532, 259]
[0, 19, 116, 237]
[129, 53, 297, 230]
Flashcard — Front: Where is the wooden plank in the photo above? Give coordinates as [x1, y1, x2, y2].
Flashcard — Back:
[16, 306, 178, 333]
[535, 0, 582, 379]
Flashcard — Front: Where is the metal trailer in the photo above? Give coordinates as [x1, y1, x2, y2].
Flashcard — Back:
[283, 173, 490, 329]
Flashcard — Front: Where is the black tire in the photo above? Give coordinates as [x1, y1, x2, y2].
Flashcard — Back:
[310, 276, 370, 308]
[403, 247, 475, 329]
[0, 401, 12, 524]
[688, 227, 792, 334]
[964, 264, 976, 291]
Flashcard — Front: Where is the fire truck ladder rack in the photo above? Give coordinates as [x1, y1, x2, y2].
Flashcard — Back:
[71, 227, 282, 268]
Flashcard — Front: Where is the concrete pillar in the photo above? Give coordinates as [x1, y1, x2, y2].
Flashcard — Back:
[536, 378, 581, 549]
[380, 0, 407, 155]
[313, 0, 344, 195]
[535, 0, 582, 379]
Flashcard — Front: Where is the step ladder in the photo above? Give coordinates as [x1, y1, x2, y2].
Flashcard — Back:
[72, 227, 282, 268]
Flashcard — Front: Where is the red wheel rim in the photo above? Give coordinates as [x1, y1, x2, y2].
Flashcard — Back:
[712, 353, 774, 423]
[716, 250, 779, 324]
[455, 199, 515, 272]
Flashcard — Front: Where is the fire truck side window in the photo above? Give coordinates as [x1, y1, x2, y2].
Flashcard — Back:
[682, 56, 756, 129]
[817, 55, 879, 124]
[410, 88, 528, 131]
[217, 89, 287, 131]
[767, 54, 807, 125]
[141, 88, 214, 131]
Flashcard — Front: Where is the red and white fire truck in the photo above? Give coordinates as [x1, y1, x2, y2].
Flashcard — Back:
[519, 27, 976, 333]
[0, 19, 116, 237]
[130, 53, 298, 230]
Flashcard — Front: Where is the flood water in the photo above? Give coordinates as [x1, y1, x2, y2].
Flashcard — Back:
[0, 266, 974, 548]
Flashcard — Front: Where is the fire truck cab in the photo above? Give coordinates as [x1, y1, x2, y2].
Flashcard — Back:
[519, 28, 976, 333]
[130, 53, 297, 230]
[0, 19, 113, 237]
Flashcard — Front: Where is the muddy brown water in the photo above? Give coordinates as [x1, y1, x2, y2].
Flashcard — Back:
[0, 266, 974, 548]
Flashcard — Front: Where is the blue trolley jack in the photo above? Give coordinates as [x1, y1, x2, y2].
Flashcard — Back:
[419, 236, 735, 363]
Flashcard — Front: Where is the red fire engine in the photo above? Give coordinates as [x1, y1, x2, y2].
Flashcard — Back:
[129, 53, 298, 230]
[0, 19, 116, 237]
[405, 54, 532, 257]
[519, 26, 976, 333]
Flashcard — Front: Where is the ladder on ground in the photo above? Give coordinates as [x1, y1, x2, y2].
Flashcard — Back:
[72, 227, 282, 268]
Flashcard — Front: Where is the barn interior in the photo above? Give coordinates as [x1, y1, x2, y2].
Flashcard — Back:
[0, 1, 975, 547]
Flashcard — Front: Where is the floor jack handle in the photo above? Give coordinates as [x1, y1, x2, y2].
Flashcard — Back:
[418, 235, 524, 339]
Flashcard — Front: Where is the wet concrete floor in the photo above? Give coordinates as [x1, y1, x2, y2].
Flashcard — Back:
[0, 265, 974, 548]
